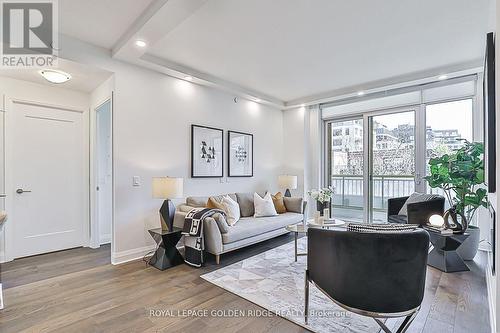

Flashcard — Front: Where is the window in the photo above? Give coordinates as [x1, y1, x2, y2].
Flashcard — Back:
[323, 78, 477, 223]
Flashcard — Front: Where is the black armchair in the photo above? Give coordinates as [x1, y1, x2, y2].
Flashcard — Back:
[387, 195, 445, 226]
[305, 228, 429, 333]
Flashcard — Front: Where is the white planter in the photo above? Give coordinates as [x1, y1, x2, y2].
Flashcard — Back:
[457, 225, 480, 261]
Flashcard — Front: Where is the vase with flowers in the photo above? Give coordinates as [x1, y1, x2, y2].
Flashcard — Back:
[308, 186, 335, 218]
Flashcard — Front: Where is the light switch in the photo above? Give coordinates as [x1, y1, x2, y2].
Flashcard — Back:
[133, 176, 141, 187]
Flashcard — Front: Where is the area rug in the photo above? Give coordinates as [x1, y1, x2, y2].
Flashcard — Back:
[201, 238, 383, 332]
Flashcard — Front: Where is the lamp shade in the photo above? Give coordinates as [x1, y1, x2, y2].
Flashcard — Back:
[278, 175, 298, 189]
[152, 177, 183, 199]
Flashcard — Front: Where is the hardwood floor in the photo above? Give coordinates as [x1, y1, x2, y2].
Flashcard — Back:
[0, 234, 491, 333]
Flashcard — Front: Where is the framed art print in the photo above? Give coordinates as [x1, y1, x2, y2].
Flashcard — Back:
[191, 125, 223, 178]
[228, 130, 253, 177]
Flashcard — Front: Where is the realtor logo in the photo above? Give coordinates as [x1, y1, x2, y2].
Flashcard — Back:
[1, 0, 58, 67]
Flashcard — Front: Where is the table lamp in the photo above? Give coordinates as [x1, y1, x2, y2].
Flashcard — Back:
[152, 177, 183, 231]
[278, 175, 298, 197]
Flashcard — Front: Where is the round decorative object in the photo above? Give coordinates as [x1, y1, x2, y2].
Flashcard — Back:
[443, 206, 467, 234]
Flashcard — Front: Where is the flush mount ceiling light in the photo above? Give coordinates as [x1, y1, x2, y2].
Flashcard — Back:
[184, 75, 193, 81]
[438, 74, 448, 80]
[254, 98, 261, 102]
[357, 91, 365, 96]
[39, 69, 71, 84]
[135, 40, 147, 48]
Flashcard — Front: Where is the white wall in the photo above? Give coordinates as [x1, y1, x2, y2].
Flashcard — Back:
[282, 106, 322, 218]
[282, 107, 305, 197]
[58, 36, 284, 263]
[0, 77, 90, 262]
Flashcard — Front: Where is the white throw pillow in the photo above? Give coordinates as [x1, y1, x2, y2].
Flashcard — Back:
[254, 192, 278, 217]
[222, 195, 240, 226]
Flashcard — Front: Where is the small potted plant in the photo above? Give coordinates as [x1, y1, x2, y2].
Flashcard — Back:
[424, 140, 488, 260]
[308, 186, 335, 218]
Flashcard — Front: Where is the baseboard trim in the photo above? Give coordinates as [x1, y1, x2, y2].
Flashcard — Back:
[100, 234, 111, 245]
[111, 245, 155, 265]
[485, 250, 496, 333]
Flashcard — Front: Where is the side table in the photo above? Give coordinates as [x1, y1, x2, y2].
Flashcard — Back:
[427, 230, 469, 273]
[148, 227, 184, 270]
[285, 224, 308, 262]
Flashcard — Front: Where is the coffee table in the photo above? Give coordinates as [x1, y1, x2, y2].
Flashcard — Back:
[286, 219, 346, 261]
[307, 218, 346, 229]
[285, 224, 308, 262]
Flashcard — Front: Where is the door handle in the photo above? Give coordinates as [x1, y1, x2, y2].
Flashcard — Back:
[0, 194, 6, 198]
[16, 189, 32, 194]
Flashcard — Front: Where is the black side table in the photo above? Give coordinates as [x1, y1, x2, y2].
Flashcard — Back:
[427, 230, 469, 273]
[148, 227, 184, 270]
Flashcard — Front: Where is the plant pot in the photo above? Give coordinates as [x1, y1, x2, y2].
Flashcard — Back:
[457, 225, 481, 261]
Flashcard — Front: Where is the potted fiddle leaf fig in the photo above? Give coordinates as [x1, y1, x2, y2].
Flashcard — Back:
[424, 140, 488, 260]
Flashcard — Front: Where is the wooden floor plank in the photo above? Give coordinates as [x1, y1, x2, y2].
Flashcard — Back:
[0, 234, 490, 333]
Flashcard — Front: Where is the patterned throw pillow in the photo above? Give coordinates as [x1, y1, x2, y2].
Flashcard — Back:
[347, 223, 418, 233]
[271, 192, 287, 214]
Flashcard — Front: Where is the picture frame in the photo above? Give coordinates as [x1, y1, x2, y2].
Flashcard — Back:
[228, 130, 253, 177]
[191, 125, 223, 178]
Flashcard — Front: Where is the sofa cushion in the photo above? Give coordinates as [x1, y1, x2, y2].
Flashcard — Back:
[388, 215, 409, 224]
[254, 192, 278, 217]
[186, 194, 237, 208]
[283, 197, 304, 213]
[399, 193, 441, 216]
[236, 192, 255, 217]
[221, 195, 240, 226]
[212, 213, 229, 233]
[222, 213, 303, 244]
[207, 196, 224, 210]
[236, 191, 267, 217]
[272, 192, 287, 214]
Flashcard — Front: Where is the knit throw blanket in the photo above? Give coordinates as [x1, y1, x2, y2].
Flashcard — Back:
[182, 208, 224, 268]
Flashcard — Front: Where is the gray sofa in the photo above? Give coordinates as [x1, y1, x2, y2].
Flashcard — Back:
[173, 192, 307, 264]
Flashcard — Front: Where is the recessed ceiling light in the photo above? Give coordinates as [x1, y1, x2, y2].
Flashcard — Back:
[357, 91, 365, 96]
[438, 74, 448, 80]
[39, 69, 71, 84]
[135, 40, 147, 48]
[184, 75, 193, 81]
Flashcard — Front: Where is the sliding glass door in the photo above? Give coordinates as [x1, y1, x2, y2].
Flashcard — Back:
[325, 99, 474, 224]
[324, 79, 476, 224]
[327, 118, 365, 222]
[369, 110, 416, 223]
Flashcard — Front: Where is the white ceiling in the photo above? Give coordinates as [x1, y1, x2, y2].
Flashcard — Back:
[0, 59, 112, 93]
[58, 0, 494, 103]
[60, 0, 154, 49]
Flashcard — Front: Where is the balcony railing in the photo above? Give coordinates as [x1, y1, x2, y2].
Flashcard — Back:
[331, 174, 415, 211]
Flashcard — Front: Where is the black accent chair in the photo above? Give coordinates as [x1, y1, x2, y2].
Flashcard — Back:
[387, 195, 445, 226]
[305, 228, 430, 333]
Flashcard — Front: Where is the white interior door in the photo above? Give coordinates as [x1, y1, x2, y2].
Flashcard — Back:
[12, 102, 84, 258]
[96, 100, 112, 245]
